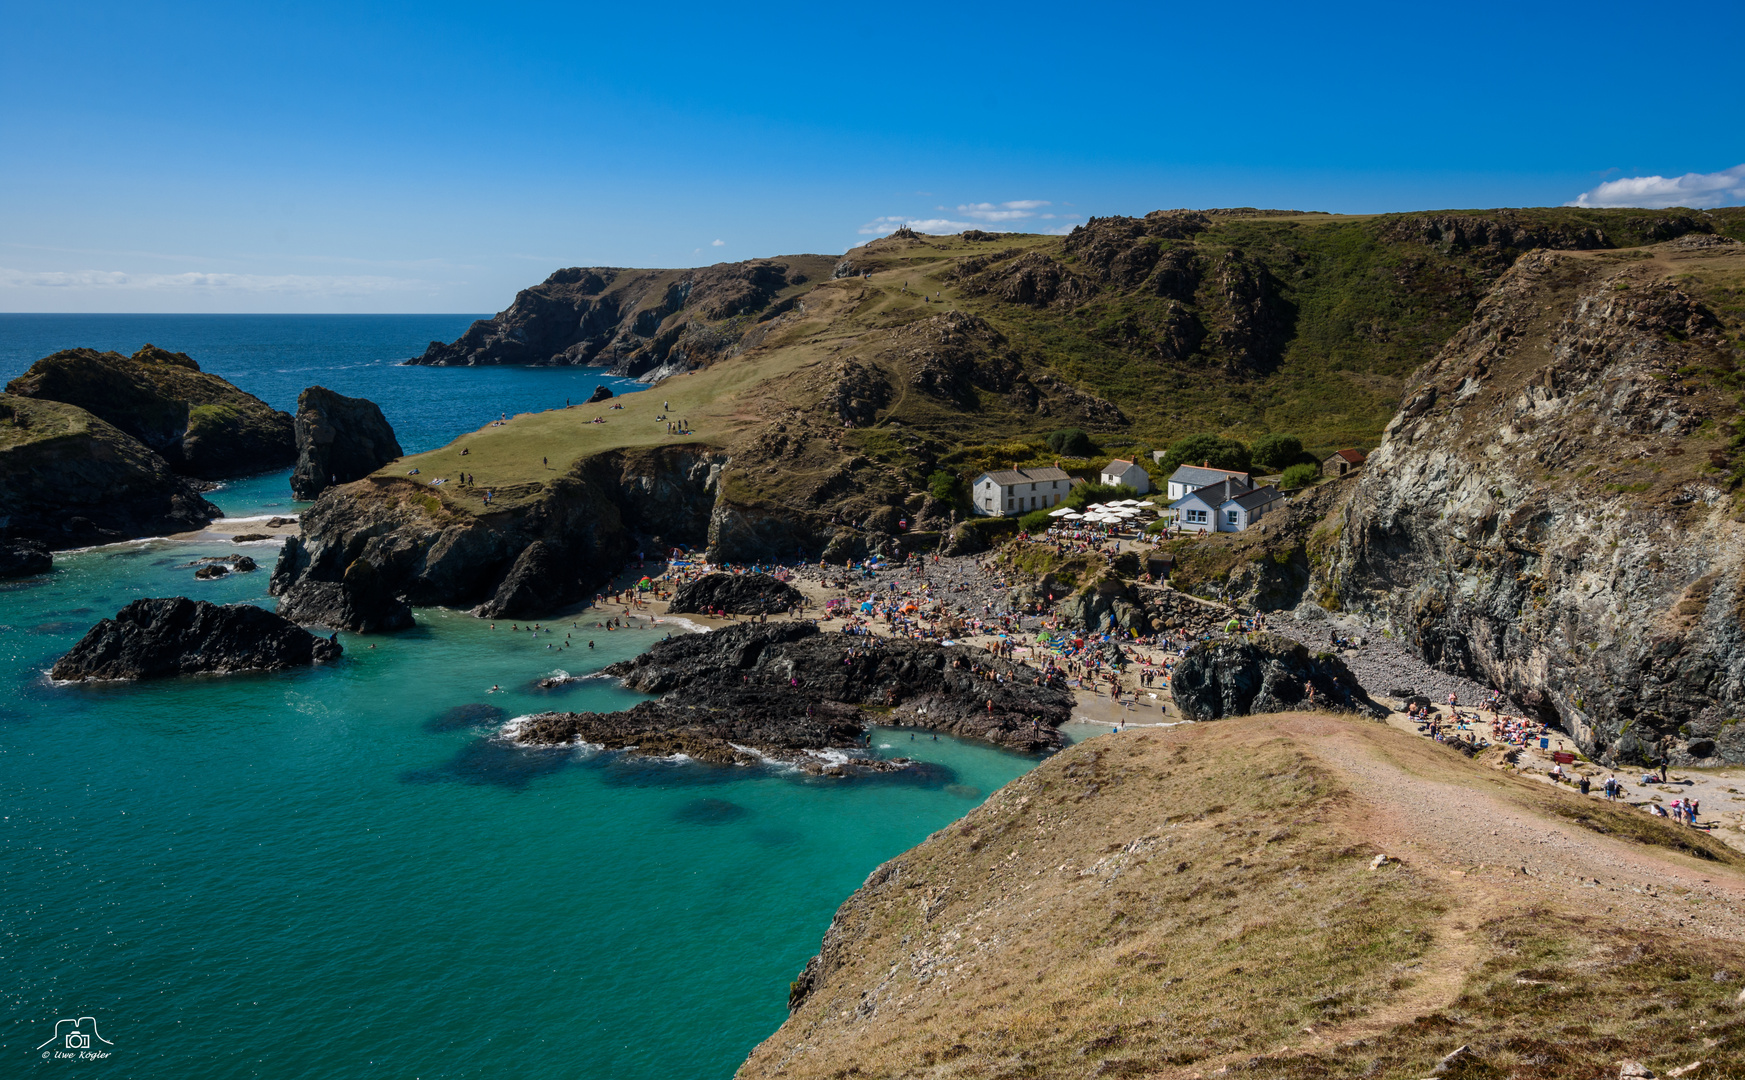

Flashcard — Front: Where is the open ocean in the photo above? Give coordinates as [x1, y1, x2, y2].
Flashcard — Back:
[0, 315, 1045, 1078]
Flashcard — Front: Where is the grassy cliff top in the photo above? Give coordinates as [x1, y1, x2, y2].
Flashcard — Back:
[739, 713, 1745, 1079]
[387, 207, 1745, 523]
[0, 393, 102, 450]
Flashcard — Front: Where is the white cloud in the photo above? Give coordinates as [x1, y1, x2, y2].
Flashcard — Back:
[0, 266, 414, 295]
[857, 216, 976, 236]
[1566, 164, 1745, 209]
[956, 199, 1052, 222]
[711, 238, 725, 246]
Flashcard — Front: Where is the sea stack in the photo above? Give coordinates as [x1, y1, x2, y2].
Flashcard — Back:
[51, 596, 343, 681]
[290, 386, 403, 500]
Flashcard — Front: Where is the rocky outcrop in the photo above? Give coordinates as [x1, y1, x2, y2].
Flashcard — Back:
[190, 554, 258, 579]
[0, 538, 52, 578]
[4, 345, 295, 479]
[51, 597, 342, 681]
[514, 621, 1074, 760]
[0, 394, 221, 547]
[668, 572, 804, 615]
[290, 387, 403, 500]
[1330, 243, 1745, 766]
[408, 256, 834, 377]
[1169, 633, 1386, 721]
[271, 445, 729, 629]
[586, 384, 614, 404]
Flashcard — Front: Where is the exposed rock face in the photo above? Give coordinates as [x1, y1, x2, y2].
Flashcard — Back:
[1169, 633, 1386, 721]
[586, 385, 614, 404]
[0, 538, 52, 578]
[1331, 244, 1745, 766]
[0, 394, 221, 547]
[190, 554, 258, 579]
[51, 597, 342, 681]
[668, 572, 804, 615]
[4, 345, 295, 479]
[290, 387, 403, 500]
[272, 446, 728, 629]
[408, 256, 835, 377]
[514, 621, 1074, 760]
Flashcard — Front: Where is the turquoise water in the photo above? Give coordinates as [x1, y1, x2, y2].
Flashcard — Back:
[0, 318, 1045, 1077]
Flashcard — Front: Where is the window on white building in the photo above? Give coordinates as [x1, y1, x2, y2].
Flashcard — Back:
[1186, 509, 1207, 524]
[1226, 510, 1240, 525]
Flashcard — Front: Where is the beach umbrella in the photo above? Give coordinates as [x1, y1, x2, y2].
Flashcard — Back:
[1048, 506, 1075, 517]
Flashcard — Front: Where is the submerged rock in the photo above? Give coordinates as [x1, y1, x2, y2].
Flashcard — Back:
[0, 538, 53, 578]
[668, 572, 804, 616]
[290, 386, 403, 500]
[1170, 633, 1387, 721]
[51, 597, 342, 681]
[514, 621, 1074, 761]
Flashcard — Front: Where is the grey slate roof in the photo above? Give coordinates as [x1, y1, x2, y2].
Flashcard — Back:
[980, 467, 1071, 486]
[1227, 485, 1285, 510]
[1170, 478, 1247, 508]
[1168, 464, 1251, 490]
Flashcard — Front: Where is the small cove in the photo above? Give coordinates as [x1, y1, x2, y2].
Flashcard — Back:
[0, 316, 1047, 1077]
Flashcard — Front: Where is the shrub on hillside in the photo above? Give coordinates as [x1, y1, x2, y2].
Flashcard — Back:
[1280, 463, 1320, 489]
[1251, 433, 1304, 473]
[1019, 508, 1055, 533]
[1161, 434, 1251, 475]
[928, 470, 960, 502]
[1046, 428, 1095, 456]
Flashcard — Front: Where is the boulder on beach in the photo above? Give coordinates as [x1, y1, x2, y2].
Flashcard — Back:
[668, 572, 804, 616]
[290, 386, 403, 500]
[1169, 633, 1387, 721]
[51, 596, 342, 681]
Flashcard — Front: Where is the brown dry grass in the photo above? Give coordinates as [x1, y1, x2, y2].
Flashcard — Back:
[737, 715, 1745, 1079]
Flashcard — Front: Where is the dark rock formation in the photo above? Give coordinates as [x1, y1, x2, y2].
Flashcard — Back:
[51, 597, 342, 681]
[586, 385, 614, 404]
[515, 621, 1074, 761]
[408, 256, 835, 378]
[272, 446, 728, 628]
[290, 387, 403, 500]
[272, 555, 414, 633]
[476, 541, 572, 619]
[1169, 633, 1386, 721]
[0, 538, 52, 578]
[4, 345, 295, 479]
[668, 572, 804, 615]
[0, 394, 221, 547]
[190, 554, 258, 579]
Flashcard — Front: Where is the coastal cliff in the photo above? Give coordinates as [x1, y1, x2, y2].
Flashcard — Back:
[290, 386, 403, 500]
[5, 345, 295, 480]
[408, 257, 837, 379]
[270, 444, 727, 629]
[1329, 238, 1745, 767]
[0, 394, 220, 547]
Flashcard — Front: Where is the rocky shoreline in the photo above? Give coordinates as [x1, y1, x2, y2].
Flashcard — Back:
[510, 621, 1074, 766]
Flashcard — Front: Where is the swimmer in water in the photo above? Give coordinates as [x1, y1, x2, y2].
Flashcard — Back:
[588, 641, 595, 649]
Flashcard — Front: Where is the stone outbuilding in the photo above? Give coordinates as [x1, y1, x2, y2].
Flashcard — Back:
[1323, 448, 1367, 476]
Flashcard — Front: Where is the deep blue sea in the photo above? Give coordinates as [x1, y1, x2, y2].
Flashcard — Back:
[0, 316, 1045, 1078]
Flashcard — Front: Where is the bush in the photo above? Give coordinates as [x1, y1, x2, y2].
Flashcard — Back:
[927, 470, 959, 501]
[1161, 434, 1251, 475]
[1019, 508, 1054, 533]
[1280, 463, 1320, 489]
[1046, 428, 1095, 456]
[1251, 433, 1304, 473]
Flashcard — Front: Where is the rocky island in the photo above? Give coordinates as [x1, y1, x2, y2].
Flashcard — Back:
[52, 597, 343, 681]
[513, 621, 1073, 764]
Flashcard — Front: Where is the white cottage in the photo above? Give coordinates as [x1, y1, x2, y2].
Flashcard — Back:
[1098, 458, 1151, 494]
[1168, 480, 1284, 533]
[971, 466, 1074, 517]
[1164, 463, 1252, 502]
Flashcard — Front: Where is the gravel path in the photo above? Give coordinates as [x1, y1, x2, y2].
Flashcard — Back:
[1282, 714, 1745, 941]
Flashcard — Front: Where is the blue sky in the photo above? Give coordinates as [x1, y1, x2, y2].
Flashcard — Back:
[3, 0, 1742, 313]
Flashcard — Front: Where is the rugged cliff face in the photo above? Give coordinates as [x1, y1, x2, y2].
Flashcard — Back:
[270, 445, 727, 629]
[0, 394, 220, 547]
[4, 345, 295, 479]
[1331, 238, 1745, 766]
[408, 257, 837, 378]
[290, 386, 403, 500]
